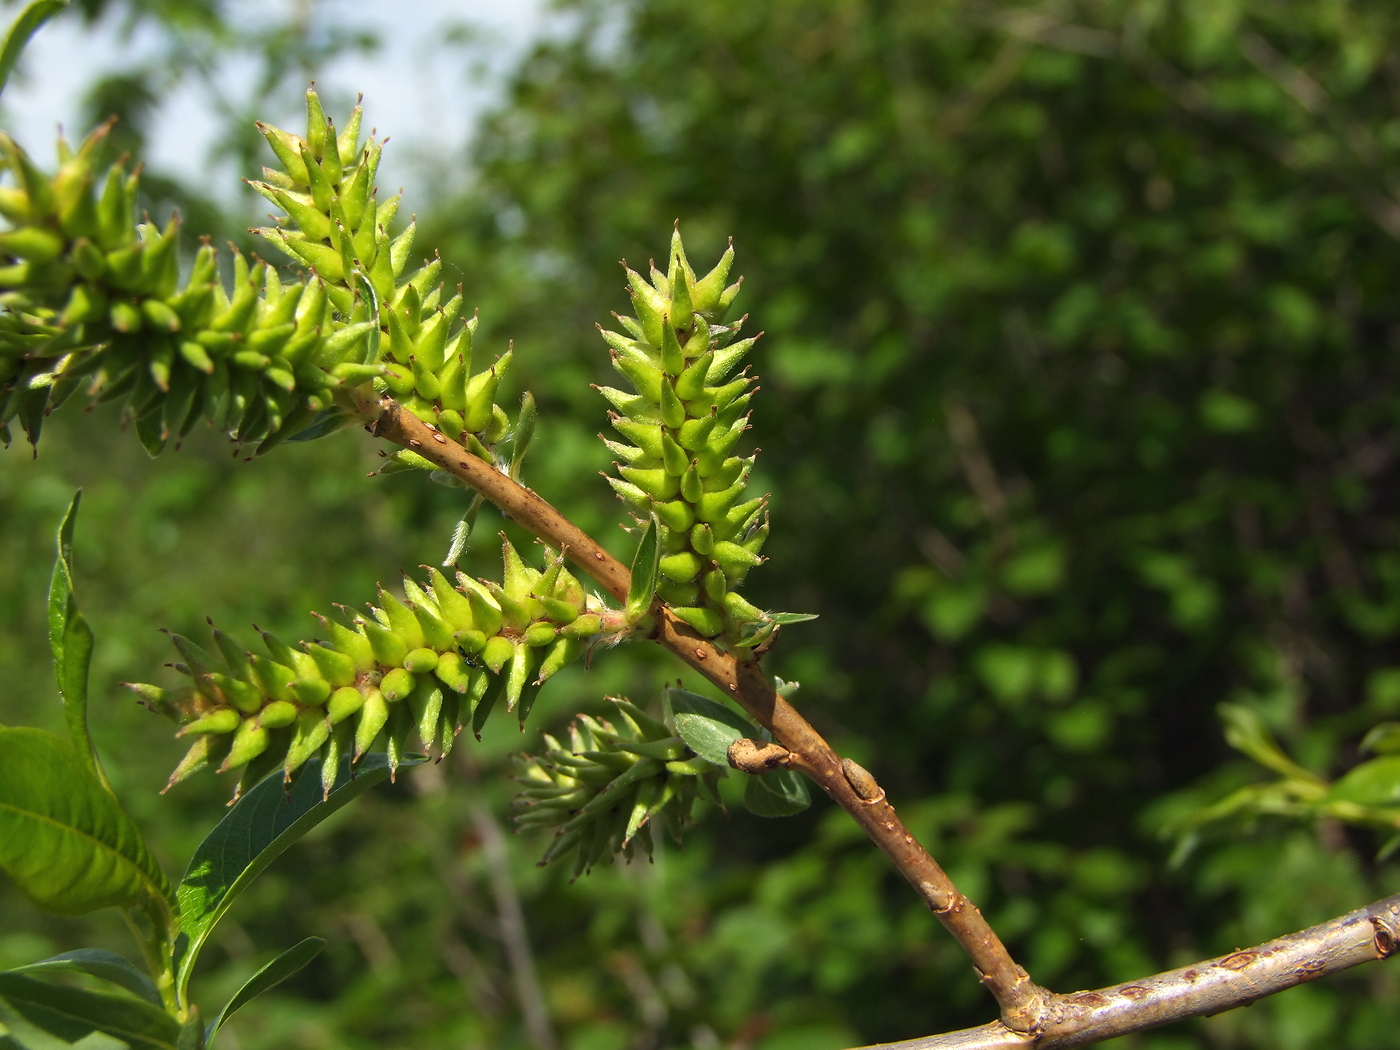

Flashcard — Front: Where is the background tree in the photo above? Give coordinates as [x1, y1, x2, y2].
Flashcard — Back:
[6, 1, 1400, 1048]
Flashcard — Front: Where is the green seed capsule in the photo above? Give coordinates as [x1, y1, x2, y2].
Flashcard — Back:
[454, 628, 487, 655]
[482, 633, 515, 674]
[537, 597, 579, 624]
[523, 622, 558, 647]
[404, 647, 439, 673]
[656, 579, 700, 607]
[435, 650, 474, 693]
[291, 676, 332, 707]
[377, 589, 427, 651]
[653, 498, 695, 532]
[284, 708, 331, 778]
[380, 667, 416, 702]
[354, 688, 389, 758]
[723, 591, 766, 622]
[257, 700, 299, 729]
[218, 717, 270, 772]
[180, 707, 240, 737]
[561, 614, 603, 639]
[327, 685, 366, 724]
[659, 381, 686, 429]
[659, 551, 703, 583]
[703, 569, 728, 603]
[677, 412, 717, 452]
[712, 539, 764, 579]
[535, 635, 585, 684]
[361, 617, 409, 667]
[303, 642, 357, 688]
[247, 655, 297, 703]
[680, 462, 704, 504]
[207, 672, 264, 715]
[428, 567, 476, 632]
[671, 605, 725, 638]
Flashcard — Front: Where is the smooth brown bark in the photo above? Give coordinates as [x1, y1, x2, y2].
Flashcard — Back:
[858, 893, 1400, 1050]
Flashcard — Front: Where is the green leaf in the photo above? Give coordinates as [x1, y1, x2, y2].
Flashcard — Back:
[624, 515, 660, 625]
[442, 494, 482, 568]
[742, 769, 811, 818]
[1327, 755, 1400, 807]
[46, 493, 105, 788]
[667, 689, 755, 767]
[1361, 722, 1400, 755]
[508, 392, 537, 482]
[764, 611, 818, 625]
[0, 991, 126, 1050]
[174, 753, 421, 999]
[0, 0, 67, 98]
[207, 938, 323, 1039]
[10, 952, 159, 1008]
[0, 728, 170, 916]
[0, 972, 177, 1050]
[1218, 703, 1320, 784]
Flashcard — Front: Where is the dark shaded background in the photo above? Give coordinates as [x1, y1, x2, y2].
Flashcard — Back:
[5, 1, 1400, 1047]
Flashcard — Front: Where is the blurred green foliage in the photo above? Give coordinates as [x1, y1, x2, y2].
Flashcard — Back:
[8, 0, 1400, 1047]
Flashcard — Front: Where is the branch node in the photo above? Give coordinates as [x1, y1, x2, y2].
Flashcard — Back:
[841, 757, 885, 803]
[727, 737, 791, 773]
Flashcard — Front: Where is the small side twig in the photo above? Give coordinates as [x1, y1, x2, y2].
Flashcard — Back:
[368, 399, 1046, 1030]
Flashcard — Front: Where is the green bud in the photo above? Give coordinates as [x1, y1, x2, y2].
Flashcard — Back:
[692, 242, 735, 313]
[703, 568, 727, 602]
[505, 641, 537, 714]
[361, 616, 409, 667]
[660, 323, 684, 376]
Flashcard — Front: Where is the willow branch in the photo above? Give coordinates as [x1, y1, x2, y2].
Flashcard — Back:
[856, 893, 1400, 1050]
[365, 397, 1047, 1030]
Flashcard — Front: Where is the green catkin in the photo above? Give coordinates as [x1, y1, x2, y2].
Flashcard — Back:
[0, 89, 522, 463]
[596, 231, 769, 638]
[135, 542, 625, 792]
[511, 696, 724, 873]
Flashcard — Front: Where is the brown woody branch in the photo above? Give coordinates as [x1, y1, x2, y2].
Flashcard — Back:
[366, 398, 1047, 1031]
[857, 893, 1400, 1050]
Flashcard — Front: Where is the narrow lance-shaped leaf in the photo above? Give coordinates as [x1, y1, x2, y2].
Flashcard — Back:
[625, 514, 660, 625]
[0, 971, 179, 1050]
[0, 728, 171, 916]
[9, 950, 161, 1007]
[743, 768, 811, 818]
[206, 938, 324, 1040]
[46, 493, 107, 790]
[0, 0, 68, 98]
[174, 753, 423, 1001]
[668, 688, 755, 767]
